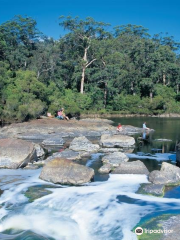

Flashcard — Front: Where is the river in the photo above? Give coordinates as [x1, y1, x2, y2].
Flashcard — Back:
[0, 117, 180, 240]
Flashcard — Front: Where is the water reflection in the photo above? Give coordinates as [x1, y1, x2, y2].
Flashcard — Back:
[110, 117, 180, 155]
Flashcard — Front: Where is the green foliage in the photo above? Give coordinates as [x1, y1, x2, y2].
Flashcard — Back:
[0, 15, 180, 122]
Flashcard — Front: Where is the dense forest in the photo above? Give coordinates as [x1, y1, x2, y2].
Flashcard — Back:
[0, 15, 180, 122]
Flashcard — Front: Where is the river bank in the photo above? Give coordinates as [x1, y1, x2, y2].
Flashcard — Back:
[1, 112, 180, 126]
[80, 113, 180, 118]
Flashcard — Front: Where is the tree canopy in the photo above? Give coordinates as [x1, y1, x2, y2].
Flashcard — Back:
[0, 15, 180, 122]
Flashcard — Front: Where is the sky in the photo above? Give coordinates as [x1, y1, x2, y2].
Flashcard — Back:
[0, 0, 180, 41]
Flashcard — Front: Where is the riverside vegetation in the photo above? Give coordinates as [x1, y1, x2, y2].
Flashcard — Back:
[0, 15, 180, 122]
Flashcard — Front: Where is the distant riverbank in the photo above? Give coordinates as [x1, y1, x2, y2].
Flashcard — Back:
[80, 113, 180, 118]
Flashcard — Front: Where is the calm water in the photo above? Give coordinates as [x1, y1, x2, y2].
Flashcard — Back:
[111, 117, 180, 153]
[1, 117, 180, 240]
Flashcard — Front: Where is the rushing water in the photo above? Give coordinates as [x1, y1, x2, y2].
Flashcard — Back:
[1, 117, 180, 240]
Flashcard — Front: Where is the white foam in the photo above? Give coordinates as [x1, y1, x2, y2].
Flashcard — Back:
[0, 171, 180, 240]
[127, 153, 175, 161]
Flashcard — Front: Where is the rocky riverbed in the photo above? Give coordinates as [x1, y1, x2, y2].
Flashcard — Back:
[0, 117, 180, 239]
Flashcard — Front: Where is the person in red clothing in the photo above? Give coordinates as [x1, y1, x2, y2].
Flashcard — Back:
[117, 123, 122, 132]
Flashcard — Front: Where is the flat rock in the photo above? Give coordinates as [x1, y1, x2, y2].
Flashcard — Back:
[112, 160, 149, 175]
[100, 134, 135, 148]
[0, 118, 115, 139]
[69, 136, 100, 152]
[102, 152, 129, 167]
[0, 139, 36, 169]
[46, 149, 82, 162]
[39, 158, 94, 185]
[42, 136, 64, 146]
[18, 134, 50, 140]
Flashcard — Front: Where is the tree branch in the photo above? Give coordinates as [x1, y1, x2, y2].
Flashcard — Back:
[85, 58, 96, 68]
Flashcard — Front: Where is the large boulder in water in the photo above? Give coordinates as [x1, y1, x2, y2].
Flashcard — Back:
[69, 136, 100, 153]
[149, 162, 180, 185]
[39, 158, 94, 185]
[0, 139, 36, 169]
[100, 134, 135, 148]
[102, 152, 129, 167]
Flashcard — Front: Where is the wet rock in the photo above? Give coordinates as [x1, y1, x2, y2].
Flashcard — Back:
[112, 160, 149, 175]
[0, 139, 36, 169]
[18, 134, 50, 140]
[102, 152, 129, 167]
[25, 185, 53, 202]
[98, 164, 112, 174]
[39, 158, 94, 185]
[137, 183, 165, 197]
[134, 214, 180, 240]
[69, 136, 100, 153]
[100, 134, 135, 148]
[149, 162, 180, 185]
[42, 136, 64, 146]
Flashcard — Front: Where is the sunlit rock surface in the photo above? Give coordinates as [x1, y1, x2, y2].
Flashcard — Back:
[102, 152, 129, 167]
[149, 162, 180, 185]
[112, 160, 149, 175]
[0, 139, 36, 169]
[69, 136, 100, 153]
[100, 134, 135, 148]
[39, 158, 94, 185]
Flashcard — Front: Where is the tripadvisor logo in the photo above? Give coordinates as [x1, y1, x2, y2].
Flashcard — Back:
[135, 227, 143, 235]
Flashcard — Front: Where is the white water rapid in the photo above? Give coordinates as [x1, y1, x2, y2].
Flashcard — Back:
[0, 169, 180, 240]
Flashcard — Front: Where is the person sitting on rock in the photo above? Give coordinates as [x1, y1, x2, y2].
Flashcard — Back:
[57, 108, 69, 120]
[117, 123, 122, 132]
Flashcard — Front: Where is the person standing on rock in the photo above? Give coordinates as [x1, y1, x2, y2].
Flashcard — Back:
[143, 122, 150, 130]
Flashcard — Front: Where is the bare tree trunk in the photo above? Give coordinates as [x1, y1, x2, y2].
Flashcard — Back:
[131, 82, 133, 94]
[177, 84, 179, 94]
[150, 91, 153, 102]
[37, 71, 40, 79]
[80, 47, 96, 94]
[163, 73, 166, 85]
[104, 82, 107, 108]
[81, 67, 86, 94]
